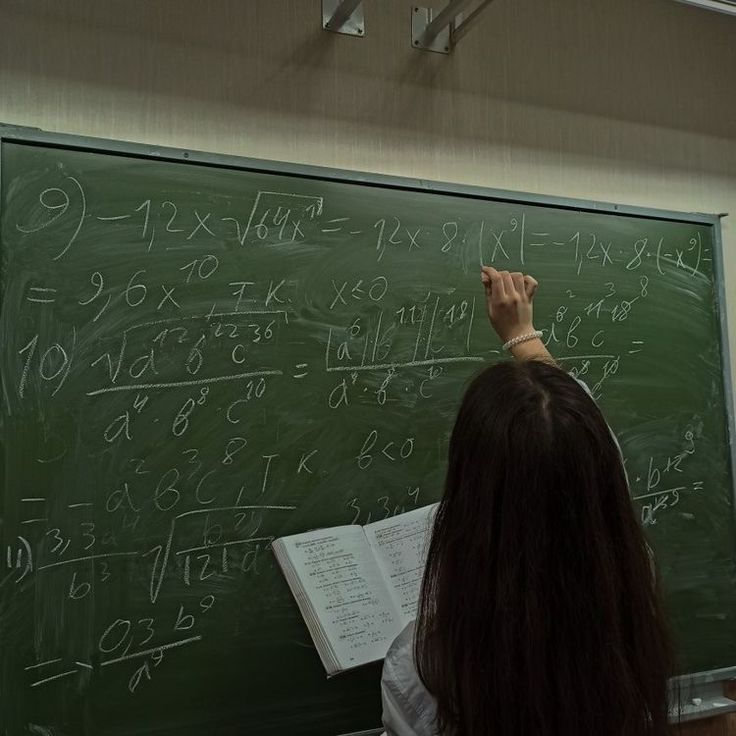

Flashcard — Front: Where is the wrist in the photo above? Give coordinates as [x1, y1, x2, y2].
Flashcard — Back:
[500, 325, 538, 344]
[510, 337, 555, 364]
[502, 331, 542, 351]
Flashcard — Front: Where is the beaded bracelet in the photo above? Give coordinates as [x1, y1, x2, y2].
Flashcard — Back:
[502, 330, 544, 352]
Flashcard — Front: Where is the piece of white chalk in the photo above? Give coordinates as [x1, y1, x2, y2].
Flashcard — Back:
[691, 697, 703, 707]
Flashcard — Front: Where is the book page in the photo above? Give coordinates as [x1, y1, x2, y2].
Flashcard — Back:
[363, 504, 438, 626]
[278, 526, 404, 671]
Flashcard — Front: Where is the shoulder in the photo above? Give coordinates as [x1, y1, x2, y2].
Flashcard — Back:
[383, 620, 421, 694]
[381, 621, 440, 735]
[573, 377, 594, 398]
[385, 620, 416, 668]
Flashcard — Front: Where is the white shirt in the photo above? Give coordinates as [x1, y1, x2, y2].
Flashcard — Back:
[381, 621, 441, 736]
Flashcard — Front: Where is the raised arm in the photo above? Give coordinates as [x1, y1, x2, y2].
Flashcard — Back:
[480, 266, 555, 364]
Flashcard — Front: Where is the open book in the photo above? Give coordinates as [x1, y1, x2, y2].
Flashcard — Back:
[272, 503, 438, 676]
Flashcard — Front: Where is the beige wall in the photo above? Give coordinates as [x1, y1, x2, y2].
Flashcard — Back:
[2, 0, 735, 400]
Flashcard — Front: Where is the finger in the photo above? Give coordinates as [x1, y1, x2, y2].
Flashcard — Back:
[480, 268, 493, 308]
[486, 267, 506, 300]
[480, 266, 495, 283]
[510, 272, 525, 299]
[524, 275, 538, 300]
[481, 273, 493, 304]
[481, 266, 502, 294]
[500, 271, 514, 300]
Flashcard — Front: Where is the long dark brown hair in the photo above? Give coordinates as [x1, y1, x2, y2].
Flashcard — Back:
[416, 360, 675, 736]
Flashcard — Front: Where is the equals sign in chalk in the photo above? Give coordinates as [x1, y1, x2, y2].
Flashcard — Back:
[529, 232, 549, 247]
[27, 287, 57, 304]
[628, 341, 644, 354]
[293, 363, 309, 379]
[321, 217, 350, 233]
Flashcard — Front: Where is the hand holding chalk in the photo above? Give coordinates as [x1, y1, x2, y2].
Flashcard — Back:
[480, 266, 538, 344]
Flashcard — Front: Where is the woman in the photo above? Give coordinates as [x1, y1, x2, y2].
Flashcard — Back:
[381, 267, 675, 736]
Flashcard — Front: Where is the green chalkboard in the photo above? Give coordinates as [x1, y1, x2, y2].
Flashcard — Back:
[1, 128, 735, 736]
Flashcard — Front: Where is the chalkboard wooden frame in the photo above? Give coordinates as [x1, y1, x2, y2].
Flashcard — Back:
[1, 121, 734, 694]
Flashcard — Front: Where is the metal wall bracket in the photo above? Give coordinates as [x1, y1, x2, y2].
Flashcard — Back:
[412, 0, 495, 53]
[322, 0, 365, 37]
